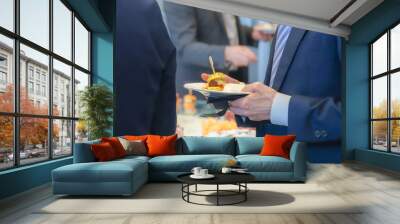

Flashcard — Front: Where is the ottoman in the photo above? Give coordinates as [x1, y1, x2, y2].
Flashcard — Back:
[52, 157, 148, 196]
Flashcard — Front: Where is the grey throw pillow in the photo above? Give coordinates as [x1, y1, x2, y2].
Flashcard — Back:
[118, 137, 147, 156]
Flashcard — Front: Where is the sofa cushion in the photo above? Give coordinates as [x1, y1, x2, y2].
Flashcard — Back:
[124, 135, 148, 141]
[149, 154, 235, 172]
[91, 142, 118, 161]
[101, 137, 127, 158]
[178, 137, 235, 155]
[236, 155, 293, 172]
[147, 134, 177, 157]
[53, 158, 147, 183]
[235, 137, 264, 155]
[118, 138, 147, 156]
[260, 135, 296, 159]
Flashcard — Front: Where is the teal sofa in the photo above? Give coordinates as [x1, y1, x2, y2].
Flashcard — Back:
[52, 137, 307, 196]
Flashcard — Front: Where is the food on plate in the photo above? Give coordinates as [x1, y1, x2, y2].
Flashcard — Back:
[204, 72, 226, 91]
[202, 72, 245, 92]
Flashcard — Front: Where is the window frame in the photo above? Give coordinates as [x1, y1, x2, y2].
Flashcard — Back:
[369, 20, 400, 154]
[0, 0, 92, 171]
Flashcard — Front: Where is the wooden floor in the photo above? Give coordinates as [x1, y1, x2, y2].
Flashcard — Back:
[1, 162, 400, 224]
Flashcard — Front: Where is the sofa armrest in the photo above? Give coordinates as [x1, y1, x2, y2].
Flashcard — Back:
[289, 141, 307, 181]
[73, 140, 99, 163]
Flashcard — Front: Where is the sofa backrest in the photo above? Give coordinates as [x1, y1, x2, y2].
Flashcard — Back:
[74, 136, 268, 162]
[177, 137, 236, 155]
[73, 139, 100, 163]
[235, 137, 264, 155]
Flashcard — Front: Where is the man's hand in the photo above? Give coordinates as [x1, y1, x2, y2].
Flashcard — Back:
[229, 82, 277, 121]
[224, 46, 257, 68]
[201, 73, 240, 84]
[251, 24, 275, 41]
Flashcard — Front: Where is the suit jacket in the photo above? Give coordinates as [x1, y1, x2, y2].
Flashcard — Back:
[246, 27, 342, 163]
[114, 0, 176, 136]
[163, 2, 253, 95]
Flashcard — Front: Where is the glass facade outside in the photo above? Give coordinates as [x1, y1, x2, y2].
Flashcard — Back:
[0, 0, 91, 170]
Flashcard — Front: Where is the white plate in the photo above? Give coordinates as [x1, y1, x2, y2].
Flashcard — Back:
[184, 83, 249, 97]
[190, 174, 215, 179]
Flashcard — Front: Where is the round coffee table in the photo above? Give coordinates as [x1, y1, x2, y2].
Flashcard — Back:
[177, 173, 255, 206]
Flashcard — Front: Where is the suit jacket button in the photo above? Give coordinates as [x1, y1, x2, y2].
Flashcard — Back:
[314, 130, 321, 138]
[321, 130, 327, 138]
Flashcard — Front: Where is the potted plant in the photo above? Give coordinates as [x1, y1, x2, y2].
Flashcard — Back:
[79, 84, 113, 140]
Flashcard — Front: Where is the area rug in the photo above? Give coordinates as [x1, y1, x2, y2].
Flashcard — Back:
[37, 183, 362, 214]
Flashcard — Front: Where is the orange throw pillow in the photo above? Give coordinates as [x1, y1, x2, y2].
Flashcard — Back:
[260, 135, 296, 159]
[146, 134, 177, 157]
[91, 142, 118, 161]
[101, 137, 127, 158]
[124, 135, 148, 142]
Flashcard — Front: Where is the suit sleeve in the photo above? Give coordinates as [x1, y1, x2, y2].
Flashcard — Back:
[288, 95, 341, 142]
[163, 3, 226, 70]
[151, 50, 177, 136]
[239, 25, 255, 46]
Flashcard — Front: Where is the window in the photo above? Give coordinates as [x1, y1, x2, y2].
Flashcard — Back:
[0, 54, 8, 89]
[0, 54, 7, 87]
[0, 34, 13, 113]
[0, 55, 7, 67]
[0, 116, 14, 170]
[0, 0, 14, 32]
[35, 83, 40, 95]
[0, 0, 91, 170]
[19, 117, 49, 165]
[0, 71, 6, 85]
[370, 23, 400, 154]
[21, 45, 49, 116]
[74, 18, 90, 70]
[53, 119, 72, 158]
[35, 70, 41, 81]
[42, 85, 46, 97]
[74, 69, 89, 119]
[20, 0, 49, 48]
[28, 67, 34, 80]
[53, 59, 72, 117]
[28, 81, 34, 94]
[53, 0, 72, 60]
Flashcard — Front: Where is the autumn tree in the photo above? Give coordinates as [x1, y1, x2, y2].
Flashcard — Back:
[392, 99, 400, 143]
[0, 85, 59, 153]
[0, 85, 14, 152]
[372, 99, 400, 143]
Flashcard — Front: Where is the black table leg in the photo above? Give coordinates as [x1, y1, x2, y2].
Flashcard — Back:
[216, 184, 219, 206]
[180, 182, 251, 206]
[181, 184, 183, 199]
[187, 184, 190, 202]
[245, 183, 247, 201]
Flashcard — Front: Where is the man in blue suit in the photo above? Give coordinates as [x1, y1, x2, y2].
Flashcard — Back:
[114, 0, 177, 136]
[204, 25, 342, 162]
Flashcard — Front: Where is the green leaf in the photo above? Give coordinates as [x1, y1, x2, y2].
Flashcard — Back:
[79, 84, 113, 140]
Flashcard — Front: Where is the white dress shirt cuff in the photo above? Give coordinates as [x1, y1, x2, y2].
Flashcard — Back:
[270, 92, 291, 126]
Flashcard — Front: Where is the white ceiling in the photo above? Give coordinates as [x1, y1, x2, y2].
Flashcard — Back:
[226, 0, 352, 21]
[165, 0, 384, 38]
